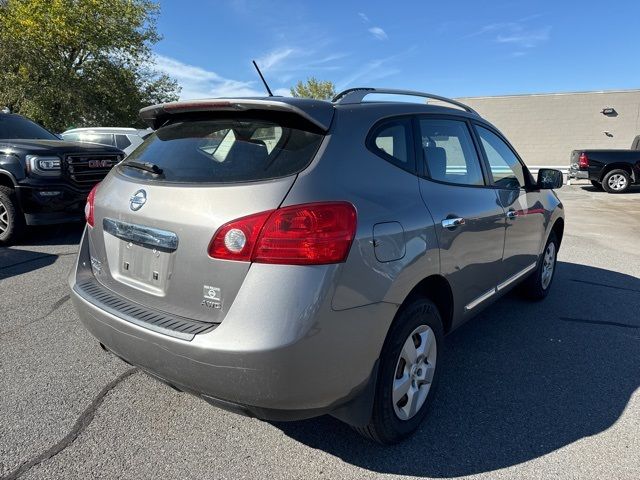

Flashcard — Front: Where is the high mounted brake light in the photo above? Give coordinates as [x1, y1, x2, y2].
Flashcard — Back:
[209, 202, 357, 265]
[163, 101, 238, 112]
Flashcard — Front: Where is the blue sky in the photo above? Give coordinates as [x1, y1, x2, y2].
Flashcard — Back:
[154, 0, 640, 99]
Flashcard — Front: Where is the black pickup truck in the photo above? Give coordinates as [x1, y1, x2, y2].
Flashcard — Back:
[0, 112, 122, 243]
[569, 135, 640, 193]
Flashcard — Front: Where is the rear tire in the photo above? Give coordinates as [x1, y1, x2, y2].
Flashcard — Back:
[0, 185, 25, 245]
[521, 232, 558, 301]
[590, 180, 604, 191]
[602, 169, 631, 193]
[354, 299, 443, 444]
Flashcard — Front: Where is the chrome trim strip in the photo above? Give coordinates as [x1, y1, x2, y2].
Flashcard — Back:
[465, 288, 496, 311]
[496, 262, 537, 292]
[103, 218, 179, 252]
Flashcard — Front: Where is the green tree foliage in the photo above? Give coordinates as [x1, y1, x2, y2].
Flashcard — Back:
[0, 0, 180, 131]
[290, 77, 336, 101]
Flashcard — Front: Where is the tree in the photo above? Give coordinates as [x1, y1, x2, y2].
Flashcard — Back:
[290, 78, 336, 101]
[0, 0, 180, 131]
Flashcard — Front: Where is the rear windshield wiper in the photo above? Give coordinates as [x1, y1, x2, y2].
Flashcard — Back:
[123, 160, 164, 176]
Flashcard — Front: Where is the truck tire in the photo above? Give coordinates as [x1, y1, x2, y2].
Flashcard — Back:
[0, 185, 26, 244]
[354, 299, 443, 444]
[602, 169, 631, 193]
[590, 180, 604, 191]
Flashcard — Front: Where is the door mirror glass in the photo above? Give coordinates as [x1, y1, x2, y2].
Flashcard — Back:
[537, 169, 563, 189]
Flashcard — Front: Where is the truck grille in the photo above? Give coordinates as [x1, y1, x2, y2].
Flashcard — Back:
[64, 154, 120, 188]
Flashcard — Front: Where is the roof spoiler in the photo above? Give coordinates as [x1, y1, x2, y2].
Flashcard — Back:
[139, 98, 335, 131]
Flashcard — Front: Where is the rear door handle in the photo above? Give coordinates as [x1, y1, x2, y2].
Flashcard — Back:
[506, 210, 518, 219]
[441, 217, 465, 229]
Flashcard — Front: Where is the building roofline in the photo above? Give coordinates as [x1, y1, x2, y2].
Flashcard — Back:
[456, 88, 640, 101]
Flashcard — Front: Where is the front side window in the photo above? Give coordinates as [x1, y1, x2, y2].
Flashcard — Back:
[419, 118, 484, 186]
[119, 118, 323, 183]
[476, 126, 525, 189]
[369, 119, 413, 173]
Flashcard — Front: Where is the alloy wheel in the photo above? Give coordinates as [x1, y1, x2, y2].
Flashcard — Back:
[392, 324, 437, 420]
[0, 201, 8, 235]
[607, 173, 628, 191]
[541, 242, 556, 290]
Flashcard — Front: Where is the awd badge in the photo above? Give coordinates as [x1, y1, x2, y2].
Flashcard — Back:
[202, 285, 222, 309]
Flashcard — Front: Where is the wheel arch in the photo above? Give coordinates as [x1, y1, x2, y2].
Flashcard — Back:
[599, 163, 635, 182]
[550, 217, 564, 247]
[401, 275, 454, 334]
[0, 170, 17, 189]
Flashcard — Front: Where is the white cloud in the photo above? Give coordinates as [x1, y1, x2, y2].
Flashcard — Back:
[368, 27, 388, 40]
[496, 26, 551, 48]
[358, 12, 369, 23]
[256, 48, 298, 71]
[153, 54, 265, 99]
[465, 18, 550, 49]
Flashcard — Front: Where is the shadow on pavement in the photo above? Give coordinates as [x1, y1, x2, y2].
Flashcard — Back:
[274, 261, 640, 477]
[0, 223, 83, 279]
[17, 223, 85, 247]
[579, 185, 640, 194]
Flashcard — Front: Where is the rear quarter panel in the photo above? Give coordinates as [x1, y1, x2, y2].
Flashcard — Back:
[282, 107, 440, 311]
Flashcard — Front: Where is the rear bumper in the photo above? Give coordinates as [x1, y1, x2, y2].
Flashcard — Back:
[567, 167, 589, 180]
[69, 230, 395, 422]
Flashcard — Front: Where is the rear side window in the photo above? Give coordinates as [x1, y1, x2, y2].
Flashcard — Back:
[115, 134, 132, 150]
[119, 118, 324, 183]
[368, 118, 414, 173]
[419, 119, 484, 186]
[64, 132, 115, 146]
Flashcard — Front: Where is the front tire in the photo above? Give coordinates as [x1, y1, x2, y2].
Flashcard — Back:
[0, 185, 25, 245]
[521, 232, 558, 300]
[602, 169, 631, 193]
[355, 299, 443, 444]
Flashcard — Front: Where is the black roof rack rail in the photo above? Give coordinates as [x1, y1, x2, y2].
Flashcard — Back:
[332, 88, 478, 114]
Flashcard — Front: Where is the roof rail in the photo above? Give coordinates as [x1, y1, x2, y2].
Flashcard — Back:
[332, 88, 478, 114]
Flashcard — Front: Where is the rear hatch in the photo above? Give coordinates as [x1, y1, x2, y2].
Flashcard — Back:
[87, 107, 328, 324]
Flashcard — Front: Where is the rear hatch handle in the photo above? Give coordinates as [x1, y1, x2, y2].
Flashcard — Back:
[103, 218, 178, 252]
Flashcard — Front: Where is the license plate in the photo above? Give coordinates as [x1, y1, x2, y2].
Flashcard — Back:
[119, 241, 171, 286]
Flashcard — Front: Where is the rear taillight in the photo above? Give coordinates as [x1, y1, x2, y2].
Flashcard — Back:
[578, 152, 589, 169]
[85, 183, 99, 227]
[209, 202, 357, 265]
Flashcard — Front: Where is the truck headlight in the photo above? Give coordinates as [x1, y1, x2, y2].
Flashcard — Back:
[27, 155, 62, 176]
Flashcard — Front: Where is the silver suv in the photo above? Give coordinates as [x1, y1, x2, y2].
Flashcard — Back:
[69, 88, 565, 444]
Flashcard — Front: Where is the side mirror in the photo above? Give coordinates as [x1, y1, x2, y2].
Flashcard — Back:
[537, 168, 563, 189]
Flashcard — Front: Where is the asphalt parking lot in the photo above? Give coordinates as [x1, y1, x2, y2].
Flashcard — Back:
[1, 184, 639, 480]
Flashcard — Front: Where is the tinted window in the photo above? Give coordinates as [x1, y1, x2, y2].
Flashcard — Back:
[119, 118, 323, 183]
[0, 114, 58, 140]
[116, 134, 132, 149]
[419, 119, 484, 186]
[63, 132, 115, 146]
[369, 119, 413, 172]
[477, 126, 525, 189]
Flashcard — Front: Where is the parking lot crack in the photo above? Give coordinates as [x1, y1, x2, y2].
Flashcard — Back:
[0, 368, 138, 480]
[0, 294, 71, 338]
[560, 317, 639, 329]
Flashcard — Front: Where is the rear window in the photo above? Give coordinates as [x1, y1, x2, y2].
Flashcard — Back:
[0, 114, 58, 140]
[119, 118, 324, 183]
